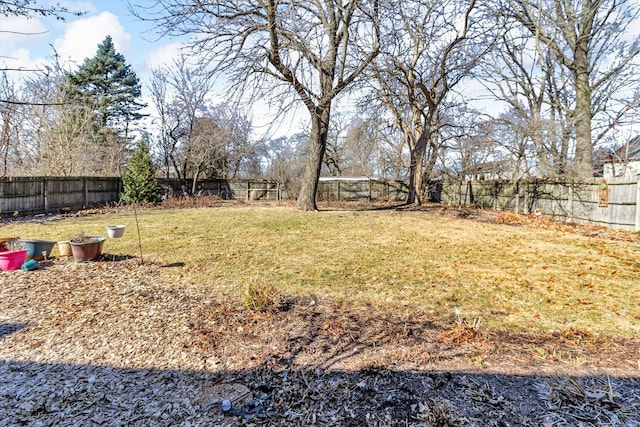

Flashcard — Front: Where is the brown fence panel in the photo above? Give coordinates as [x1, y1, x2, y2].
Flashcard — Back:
[44, 177, 86, 213]
[435, 177, 640, 231]
[0, 177, 44, 216]
[317, 178, 408, 202]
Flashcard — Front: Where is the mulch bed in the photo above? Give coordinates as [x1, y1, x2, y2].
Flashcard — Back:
[1, 252, 639, 425]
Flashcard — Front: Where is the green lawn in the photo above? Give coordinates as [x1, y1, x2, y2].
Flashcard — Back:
[3, 205, 639, 337]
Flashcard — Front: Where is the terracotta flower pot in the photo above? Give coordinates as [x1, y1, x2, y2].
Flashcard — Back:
[0, 249, 28, 271]
[70, 237, 105, 262]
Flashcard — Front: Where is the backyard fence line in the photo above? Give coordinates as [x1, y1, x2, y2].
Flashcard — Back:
[0, 177, 285, 218]
[435, 177, 640, 232]
[316, 176, 640, 231]
[0, 176, 122, 218]
[2, 176, 639, 232]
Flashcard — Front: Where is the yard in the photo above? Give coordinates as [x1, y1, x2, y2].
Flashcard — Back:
[1, 201, 639, 425]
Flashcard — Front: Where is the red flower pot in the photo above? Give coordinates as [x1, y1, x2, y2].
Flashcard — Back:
[69, 237, 105, 262]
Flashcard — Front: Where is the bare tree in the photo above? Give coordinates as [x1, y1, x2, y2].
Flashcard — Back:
[367, 0, 487, 204]
[149, 57, 255, 192]
[340, 112, 405, 178]
[498, 0, 640, 178]
[211, 104, 255, 179]
[0, 1, 82, 19]
[322, 111, 351, 177]
[482, 111, 537, 213]
[13, 60, 103, 176]
[132, 0, 380, 210]
[28, 88, 95, 176]
[342, 117, 376, 177]
[148, 55, 215, 189]
[0, 72, 23, 175]
[260, 133, 307, 198]
[479, 29, 573, 177]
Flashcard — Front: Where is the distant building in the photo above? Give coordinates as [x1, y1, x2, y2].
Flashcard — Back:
[462, 160, 523, 181]
[602, 136, 640, 178]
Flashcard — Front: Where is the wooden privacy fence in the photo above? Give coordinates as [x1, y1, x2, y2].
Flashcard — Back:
[436, 177, 640, 231]
[0, 177, 122, 217]
[3, 175, 640, 231]
[157, 178, 286, 201]
[0, 177, 286, 218]
[316, 177, 409, 202]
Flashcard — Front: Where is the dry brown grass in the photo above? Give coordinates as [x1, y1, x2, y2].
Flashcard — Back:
[2, 202, 639, 339]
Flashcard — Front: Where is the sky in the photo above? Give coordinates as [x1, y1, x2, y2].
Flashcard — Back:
[0, 0, 306, 138]
[2, 1, 639, 142]
[1, 0, 176, 77]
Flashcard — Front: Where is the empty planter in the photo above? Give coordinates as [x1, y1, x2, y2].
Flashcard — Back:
[70, 237, 105, 262]
[57, 241, 72, 257]
[106, 225, 126, 238]
[0, 249, 28, 271]
[19, 239, 57, 261]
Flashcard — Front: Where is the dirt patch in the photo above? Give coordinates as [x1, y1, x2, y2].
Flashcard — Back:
[1, 257, 638, 425]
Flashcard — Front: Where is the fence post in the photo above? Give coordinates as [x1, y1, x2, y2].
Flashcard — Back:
[635, 178, 640, 232]
[567, 184, 574, 224]
[83, 177, 88, 209]
[43, 177, 48, 214]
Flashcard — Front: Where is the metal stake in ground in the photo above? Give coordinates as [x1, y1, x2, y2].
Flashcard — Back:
[133, 204, 143, 264]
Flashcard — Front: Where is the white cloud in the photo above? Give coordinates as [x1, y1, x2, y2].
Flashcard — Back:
[0, 16, 49, 73]
[0, 16, 48, 46]
[143, 42, 184, 71]
[53, 11, 131, 68]
[2, 48, 45, 72]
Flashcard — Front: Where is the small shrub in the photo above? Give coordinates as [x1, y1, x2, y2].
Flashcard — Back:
[70, 231, 91, 243]
[244, 278, 281, 312]
[439, 307, 484, 345]
[2, 238, 22, 252]
[122, 138, 159, 204]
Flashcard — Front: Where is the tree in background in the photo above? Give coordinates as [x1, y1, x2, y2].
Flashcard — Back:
[29, 85, 95, 176]
[0, 72, 23, 176]
[121, 137, 159, 203]
[259, 133, 308, 199]
[184, 105, 254, 194]
[134, 0, 380, 211]
[65, 36, 146, 174]
[367, 0, 488, 204]
[148, 57, 255, 193]
[497, 0, 640, 178]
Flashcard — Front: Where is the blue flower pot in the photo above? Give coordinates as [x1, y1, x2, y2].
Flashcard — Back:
[19, 239, 57, 261]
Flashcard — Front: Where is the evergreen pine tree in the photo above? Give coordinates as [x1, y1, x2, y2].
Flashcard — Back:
[122, 138, 159, 203]
[65, 36, 146, 163]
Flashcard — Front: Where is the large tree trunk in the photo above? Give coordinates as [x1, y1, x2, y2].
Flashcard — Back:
[296, 109, 331, 211]
[572, 68, 594, 179]
[406, 131, 429, 205]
